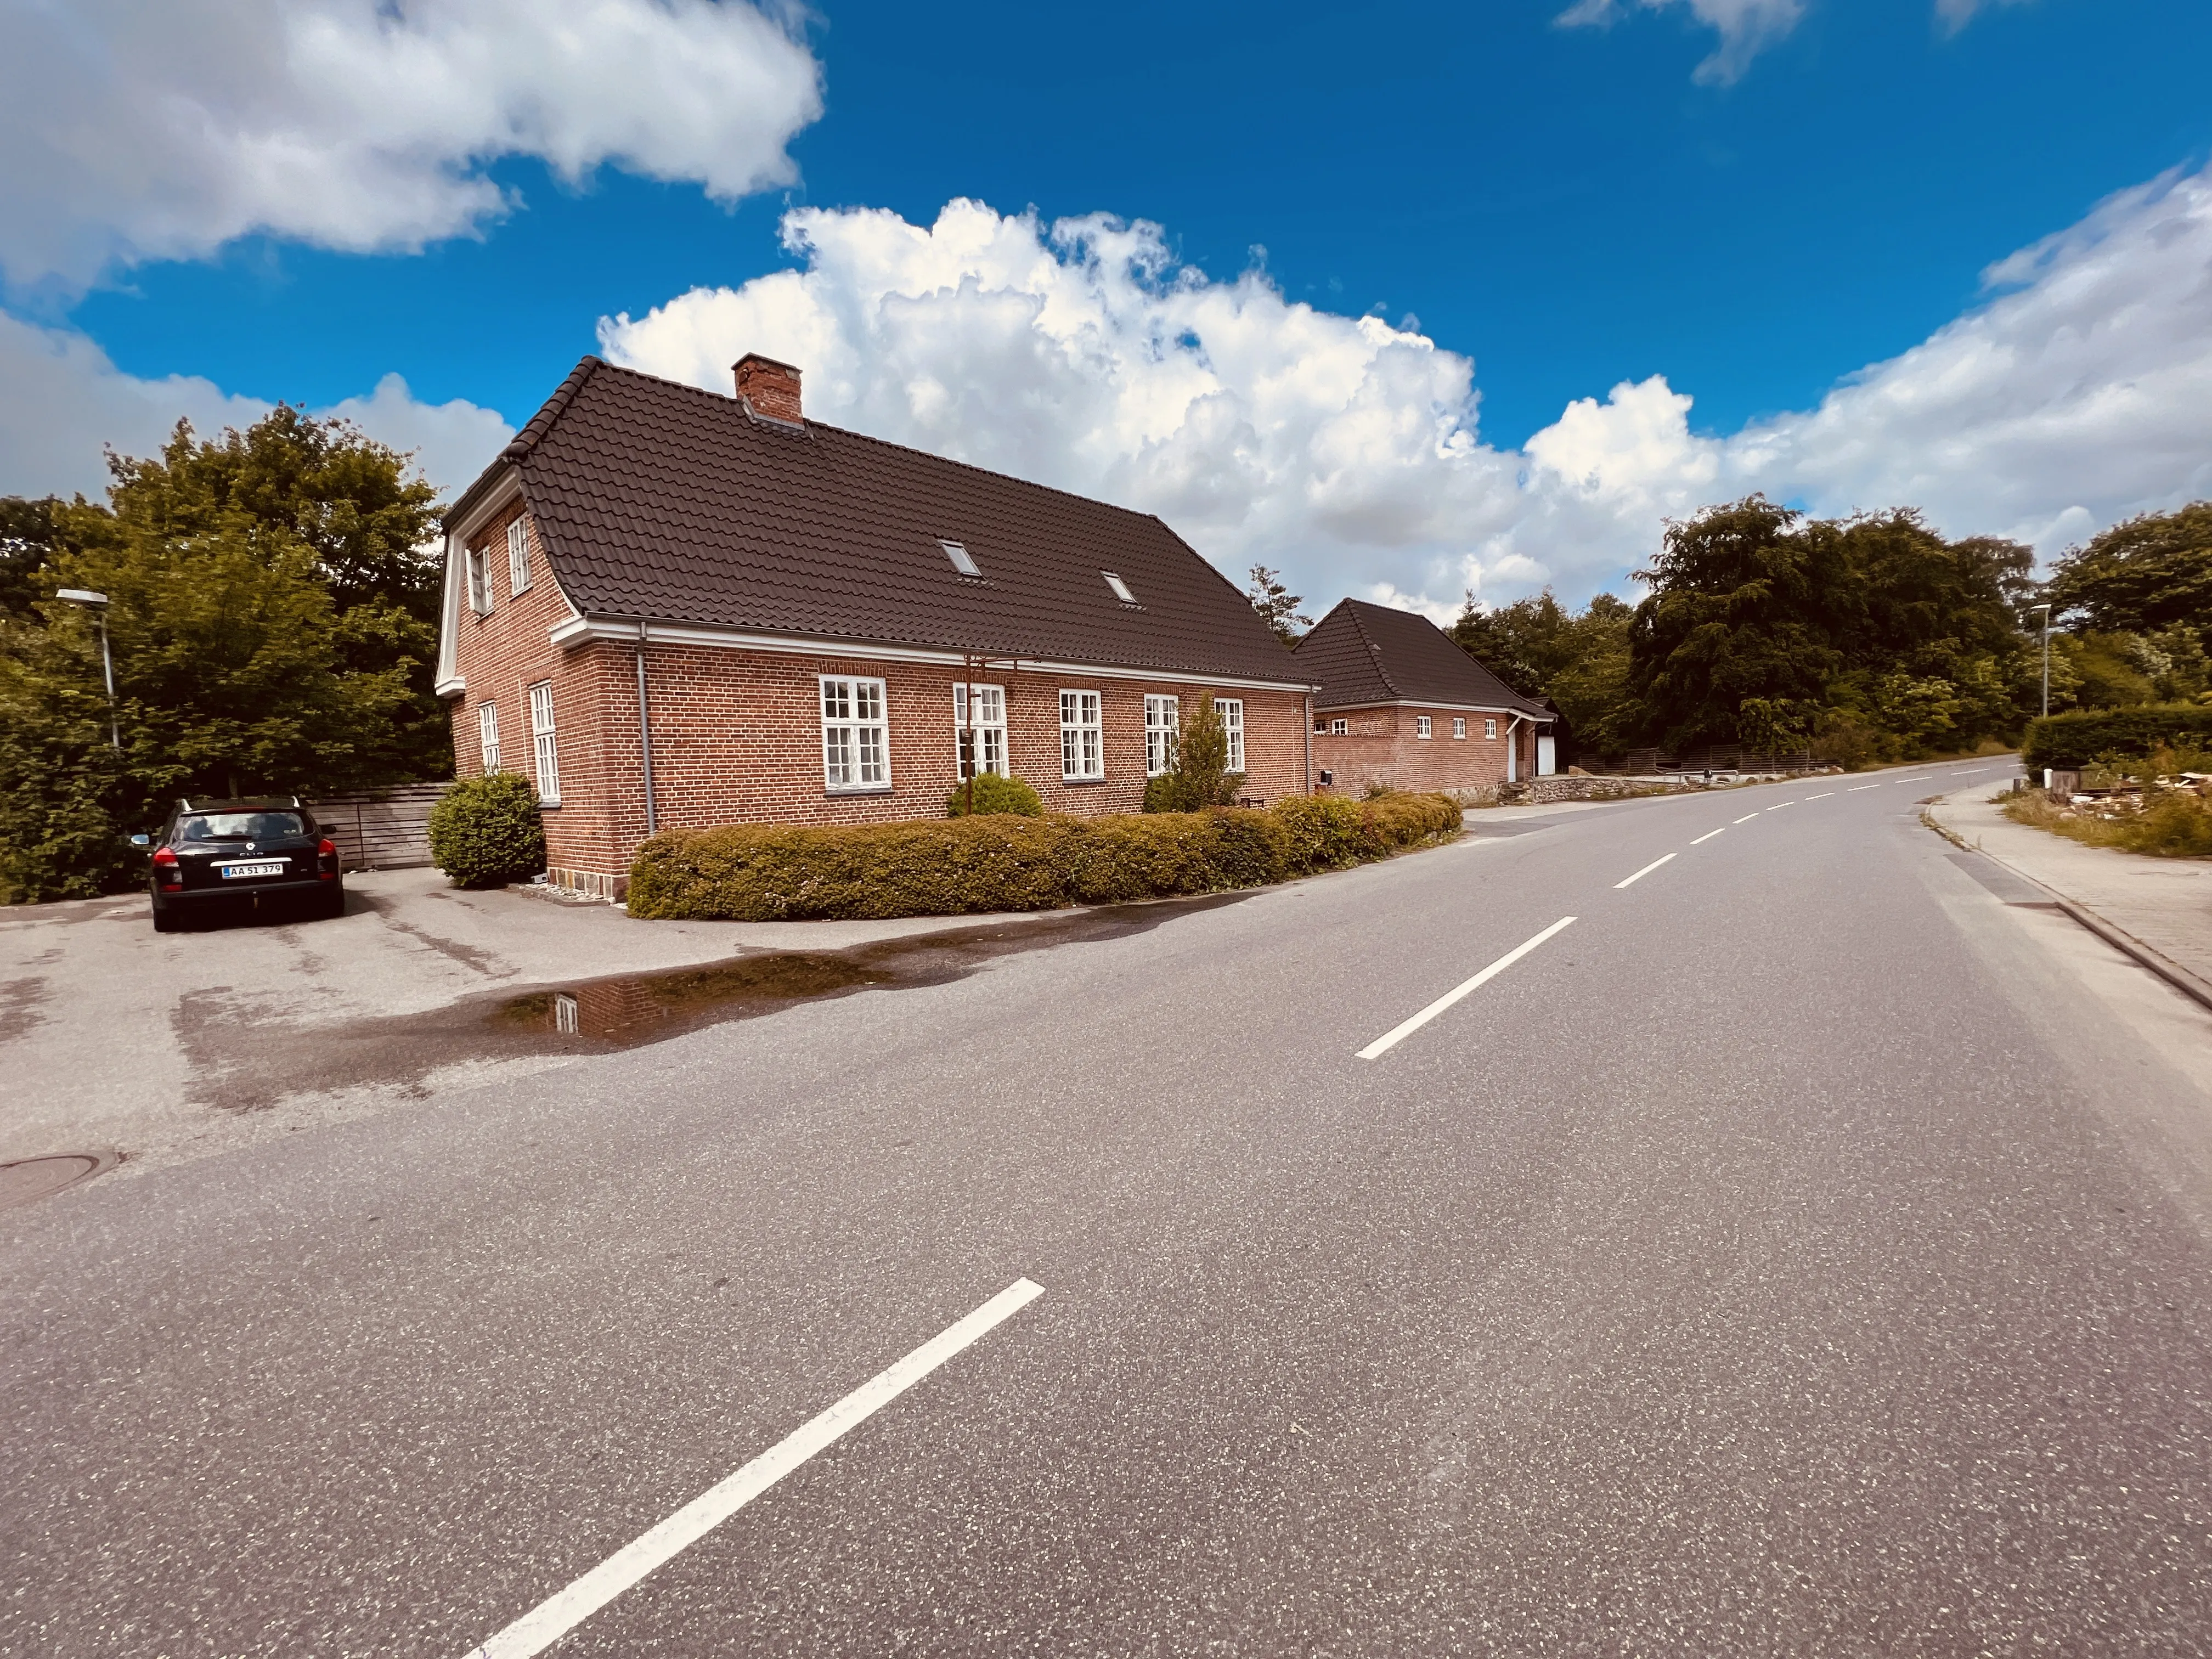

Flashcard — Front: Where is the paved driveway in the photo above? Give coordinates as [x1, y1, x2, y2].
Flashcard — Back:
[0, 870, 1048, 1175]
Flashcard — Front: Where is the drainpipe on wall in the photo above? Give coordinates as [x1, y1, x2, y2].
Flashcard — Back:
[635, 625, 658, 838]
[1505, 714, 1522, 784]
[1303, 695, 1313, 795]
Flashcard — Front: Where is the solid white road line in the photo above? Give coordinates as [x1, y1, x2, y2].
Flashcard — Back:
[1847, 784, 1881, 792]
[1615, 853, 1677, 889]
[1356, 917, 1577, 1060]
[1690, 827, 1726, 844]
[461, 1279, 1047, 1659]
[1734, 812, 1760, 823]
[1803, 792, 1835, 799]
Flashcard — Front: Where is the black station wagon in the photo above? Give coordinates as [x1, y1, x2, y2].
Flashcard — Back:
[136, 797, 344, 932]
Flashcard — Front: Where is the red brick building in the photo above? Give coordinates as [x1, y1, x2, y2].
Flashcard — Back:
[1292, 599, 1554, 795]
[435, 353, 1319, 898]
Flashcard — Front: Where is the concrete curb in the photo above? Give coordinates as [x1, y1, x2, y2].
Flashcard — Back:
[1929, 794, 2212, 1017]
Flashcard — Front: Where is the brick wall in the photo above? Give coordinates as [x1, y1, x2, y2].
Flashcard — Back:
[1312, 704, 1538, 795]
[445, 504, 1314, 895]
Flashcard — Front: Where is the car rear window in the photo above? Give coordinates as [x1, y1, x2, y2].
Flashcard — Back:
[174, 811, 309, 842]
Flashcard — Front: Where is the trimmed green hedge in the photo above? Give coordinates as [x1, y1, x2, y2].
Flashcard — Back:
[625, 792, 1461, 921]
[945, 772, 1045, 816]
[428, 771, 547, 888]
[2021, 703, 2212, 770]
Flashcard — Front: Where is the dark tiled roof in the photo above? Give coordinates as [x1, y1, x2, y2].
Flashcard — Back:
[1293, 599, 1549, 716]
[447, 357, 1312, 686]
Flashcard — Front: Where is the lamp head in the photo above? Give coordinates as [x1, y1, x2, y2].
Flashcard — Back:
[55, 588, 109, 608]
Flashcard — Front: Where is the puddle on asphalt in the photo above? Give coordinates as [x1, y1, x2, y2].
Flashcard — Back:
[498, 893, 1248, 1046]
[178, 893, 1250, 1114]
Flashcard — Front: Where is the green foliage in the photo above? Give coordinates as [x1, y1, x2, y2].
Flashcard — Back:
[627, 793, 1463, 921]
[2020, 704, 2212, 771]
[1142, 697, 1245, 811]
[427, 772, 548, 888]
[1246, 564, 1312, 647]
[2043, 503, 2212, 650]
[0, 496, 58, 623]
[2005, 787, 2212, 859]
[944, 772, 1045, 817]
[0, 408, 451, 901]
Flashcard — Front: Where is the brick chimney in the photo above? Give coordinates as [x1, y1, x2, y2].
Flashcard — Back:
[733, 353, 803, 426]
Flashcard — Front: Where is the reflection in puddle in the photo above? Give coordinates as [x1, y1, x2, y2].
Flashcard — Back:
[493, 893, 1246, 1049]
[184, 893, 1252, 1116]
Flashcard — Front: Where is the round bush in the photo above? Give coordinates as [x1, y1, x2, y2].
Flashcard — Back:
[945, 772, 1045, 817]
[428, 772, 548, 888]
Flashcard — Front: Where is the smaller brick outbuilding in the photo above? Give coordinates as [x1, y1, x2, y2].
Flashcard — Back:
[1293, 599, 1554, 794]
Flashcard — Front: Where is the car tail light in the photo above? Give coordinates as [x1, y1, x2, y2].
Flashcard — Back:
[151, 845, 182, 889]
[318, 837, 340, 879]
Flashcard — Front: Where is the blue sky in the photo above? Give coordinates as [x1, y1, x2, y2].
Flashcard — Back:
[7, 0, 2211, 613]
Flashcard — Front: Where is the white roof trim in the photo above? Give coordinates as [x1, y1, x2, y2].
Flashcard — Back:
[548, 613, 1319, 694]
[1316, 697, 1550, 719]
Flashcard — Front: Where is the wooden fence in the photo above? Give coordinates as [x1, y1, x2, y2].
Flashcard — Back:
[305, 782, 448, 870]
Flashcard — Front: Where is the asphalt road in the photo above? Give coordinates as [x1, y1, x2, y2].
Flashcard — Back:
[9, 766, 2212, 1656]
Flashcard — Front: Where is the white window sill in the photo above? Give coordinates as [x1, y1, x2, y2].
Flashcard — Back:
[825, 785, 894, 796]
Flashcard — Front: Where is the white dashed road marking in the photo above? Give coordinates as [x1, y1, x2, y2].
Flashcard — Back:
[1734, 812, 1760, 824]
[1767, 801, 1796, 811]
[1615, 853, 1677, 889]
[1847, 785, 1881, 792]
[1690, 827, 1726, 845]
[1357, 916, 1577, 1060]
[462, 1279, 1048, 1659]
[1803, 792, 1835, 799]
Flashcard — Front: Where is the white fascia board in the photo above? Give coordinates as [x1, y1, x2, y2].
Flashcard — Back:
[548, 614, 1319, 694]
[446, 469, 521, 545]
[434, 530, 466, 698]
[1318, 697, 1550, 719]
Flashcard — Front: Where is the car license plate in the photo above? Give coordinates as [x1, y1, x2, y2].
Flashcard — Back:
[219, 861, 286, 879]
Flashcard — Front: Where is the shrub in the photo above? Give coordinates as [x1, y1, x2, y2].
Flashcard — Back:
[1143, 698, 1245, 811]
[627, 792, 1463, 921]
[2021, 703, 2212, 771]
[2005, 787, 2212, 858]
[945, 772, 1045, 817]
[428, 772, 547, 888]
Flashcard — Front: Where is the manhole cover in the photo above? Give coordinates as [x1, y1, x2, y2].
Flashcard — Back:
[0, 1154, 109, 1210]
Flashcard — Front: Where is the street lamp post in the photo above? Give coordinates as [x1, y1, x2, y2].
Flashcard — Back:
[2029, 602, 2052, 720]
[56, 589, 119, 752]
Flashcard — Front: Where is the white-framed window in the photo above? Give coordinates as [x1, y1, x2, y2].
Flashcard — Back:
[507, 518, 531, 595]
[1331, 718, 1347, 736]
[477, 701, 500, 772]
[1213, 698, 1244, 771]
[467, 545, 494, 614]
[1453, 718, 1467, 740]
[1101, 572, 1137, 605]
[1145, 695, 1180, 776]
[1415, 715, 1433, 740]
[1485, 718, 1499, 740]
[528, 680, 560, 805]
[1060, 689, 1103, 780]
[954, 683, 1007, 778]
[821, 676, 890, 791]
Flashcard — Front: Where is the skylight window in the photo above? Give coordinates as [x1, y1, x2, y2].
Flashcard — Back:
[1102, 571, 1137, 604]
[940, 540, 982, 578]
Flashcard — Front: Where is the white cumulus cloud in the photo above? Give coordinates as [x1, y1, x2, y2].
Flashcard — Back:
[1554, 0, 1808, 84]
[0, 313, 512, 501]
[595, 171, 2212, 617]
[0, 0, 823, 290]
